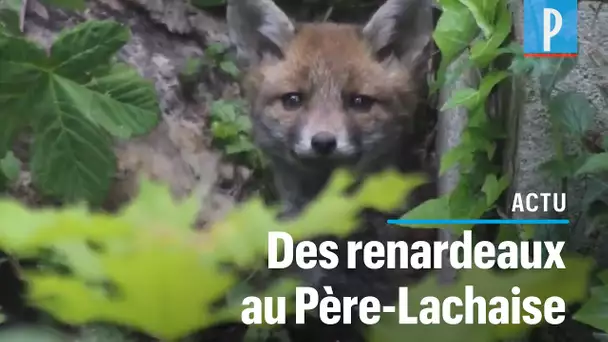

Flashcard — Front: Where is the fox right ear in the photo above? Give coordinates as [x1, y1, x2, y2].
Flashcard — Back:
[227, 0, 295, 67]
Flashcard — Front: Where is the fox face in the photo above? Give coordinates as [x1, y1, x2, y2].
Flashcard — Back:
[227, 0, 434, 172]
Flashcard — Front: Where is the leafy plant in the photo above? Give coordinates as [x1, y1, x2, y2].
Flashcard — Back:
[0, 20, 160, 205]
[400, 0, 512, 233]
[209, 99, 265, 170]
[0, 170, 426, 340]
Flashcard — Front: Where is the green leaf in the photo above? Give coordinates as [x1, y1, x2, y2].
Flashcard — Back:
[432, 0, 479, 91]
[519, 224, 535, 241]
[219, 60, 240, 78]
[0, 24, 159, 205]
[442, 87, 478, 110]
[85, 63, 160, 138]
[538, 57, 577, 102]
[477, 70, 509, 100]
[205, 42, 227, 59]
[540, 155, 586, 179]
[50, 20, 130, 80]
[399, 196, 451, 228]
[575, 286, 608, 333]
[439, 144, 474, 175]
[30, 77, 117, 205]
[226, 138, 256, 155]
[0, 0, 22, 35]
[458, 0, 499, 37]
[441, 71, 508, 110]
[576, 153, 608, 176]
[481, 174, 509, 206]
[0, 150, 21, 182]
[371, 258, 593, 342]
[470, 0, 512, 67]
[548, 91, 595, 138]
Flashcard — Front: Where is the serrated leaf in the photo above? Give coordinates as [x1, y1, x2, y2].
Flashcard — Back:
[30, 76, 116, 205]
[0, 24, 159, 204]
[0, 171, 424, 340]
[50, 20, 130, 79]
[371, 258, 593, 342]
[549, 91, 596, 138]
[576, 153, 608, 176]
[84, 63, 160, 138]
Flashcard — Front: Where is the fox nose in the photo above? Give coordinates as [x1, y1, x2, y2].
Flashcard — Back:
[311, 132, 337, 155]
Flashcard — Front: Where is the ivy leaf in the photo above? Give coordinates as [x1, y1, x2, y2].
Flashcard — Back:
[442, 71, 508, 110]
[370, 258, 593, 342]
[470, 0, 512, 67]
[432, 0, 479, 91]
[458, 0, 499, 37]
[442, 87, 478, 110]
[50, 20, 130, 80]
[576, 153, 608, 176]
[540, 155, 587, 179]
[439, 144, 474, 175]
[481, 174, 509, 206]
[548, 91, 595, 138]
[575, 286, 608, 333]
[538, 57, 577, 102]
[398, 196, 451, 228]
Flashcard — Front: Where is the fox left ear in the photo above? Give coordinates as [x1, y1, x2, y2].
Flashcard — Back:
[362, 0, 434, 67]
[227, 0, 295, 67]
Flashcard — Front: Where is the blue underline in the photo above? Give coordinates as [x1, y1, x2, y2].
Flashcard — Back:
[386, 219, 570, 225]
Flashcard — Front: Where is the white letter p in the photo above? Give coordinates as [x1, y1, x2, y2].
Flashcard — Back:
[543, 8, 562, 52]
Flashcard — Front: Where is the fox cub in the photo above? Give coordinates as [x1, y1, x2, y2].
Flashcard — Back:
[227, 0, 437, 216]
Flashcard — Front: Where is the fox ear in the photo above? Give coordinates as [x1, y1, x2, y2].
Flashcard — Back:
[362, 0, 434, 67]
[227, 0, 295, 67]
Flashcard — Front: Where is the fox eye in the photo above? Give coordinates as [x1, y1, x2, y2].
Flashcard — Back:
[281, 92, 303, 110]
[348, 94, 375, 111]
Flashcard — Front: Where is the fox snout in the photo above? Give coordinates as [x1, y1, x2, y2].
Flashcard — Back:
[293, 119, 358, 160]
